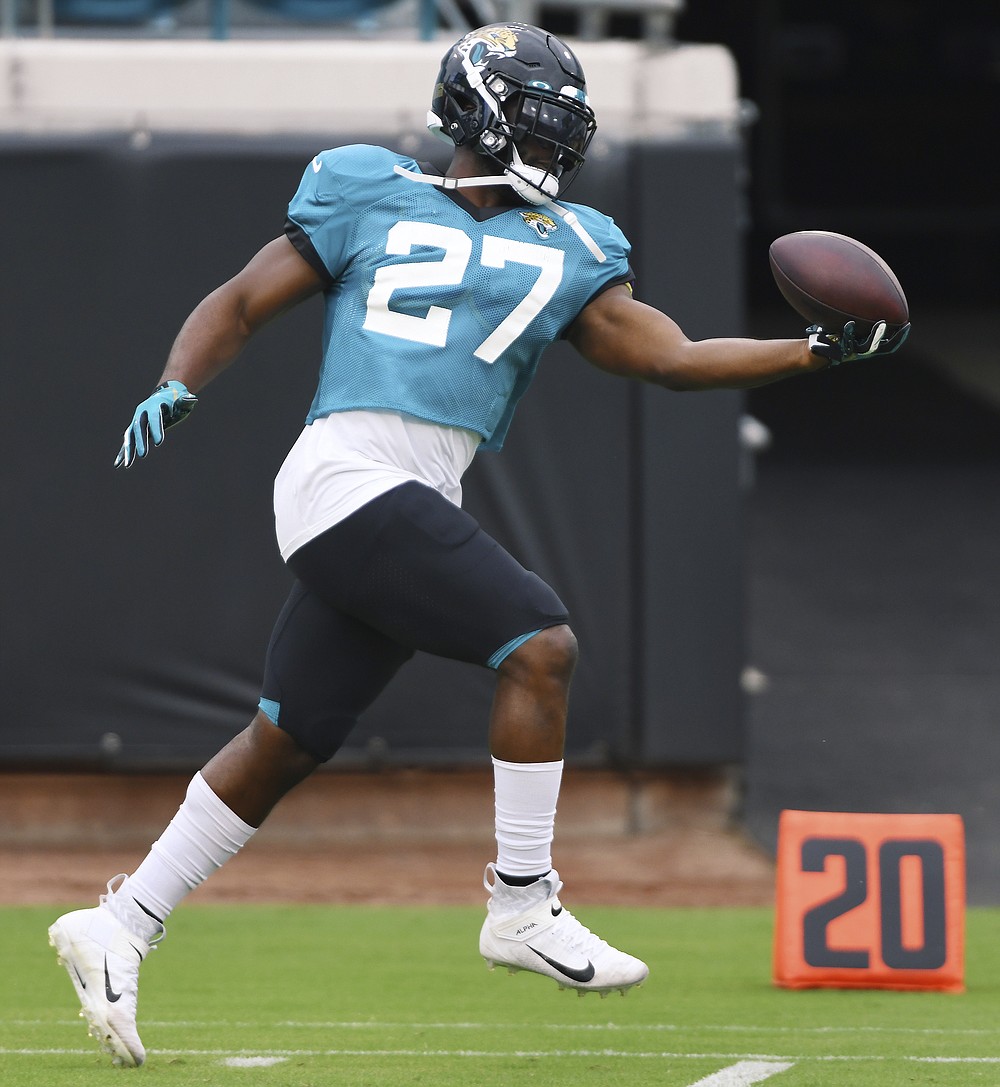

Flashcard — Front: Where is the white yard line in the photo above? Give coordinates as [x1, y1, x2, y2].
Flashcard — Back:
[25, 1019, 991, 1037]
[687, 1063, 793, 1087]
[3, 1046, 1000, 1063]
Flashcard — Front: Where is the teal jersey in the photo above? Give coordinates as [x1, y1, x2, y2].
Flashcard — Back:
[285, 144, 632, 452]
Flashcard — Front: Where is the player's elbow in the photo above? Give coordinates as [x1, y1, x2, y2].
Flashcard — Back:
[206, 280, 258, 344]
[589, 353, 704, 391]
[639, 346, 712, 392]
[646, 364, 705, 392]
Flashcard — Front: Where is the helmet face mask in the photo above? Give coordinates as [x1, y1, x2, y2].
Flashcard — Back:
[506, 89, 594, 174]
[429, 23, 597, 203]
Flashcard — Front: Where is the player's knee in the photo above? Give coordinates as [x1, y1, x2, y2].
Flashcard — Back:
[500, 624, 578, 690]
[248, 711, 326, 772]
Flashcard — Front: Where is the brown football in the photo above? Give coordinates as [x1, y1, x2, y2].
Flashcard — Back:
[769, 231, 909, 335]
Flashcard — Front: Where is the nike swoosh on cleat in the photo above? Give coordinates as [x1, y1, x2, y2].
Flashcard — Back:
[529, 947, 596, 983]
[104, 957, 123, 1003]
[73, 965, 87, 990]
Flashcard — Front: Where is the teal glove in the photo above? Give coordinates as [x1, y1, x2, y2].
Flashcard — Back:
[808, 319, 910, 367]
[114, 380, 198, 468]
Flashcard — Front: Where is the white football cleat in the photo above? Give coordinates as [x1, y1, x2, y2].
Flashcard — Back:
[48, 875, 163, 1067]
[479, 863, 649, 996]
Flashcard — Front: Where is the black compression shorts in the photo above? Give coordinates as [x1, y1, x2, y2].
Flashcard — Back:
[259, 481, 568, 761]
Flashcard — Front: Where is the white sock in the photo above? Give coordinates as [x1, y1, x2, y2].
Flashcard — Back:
[120, 771, 256, 921]
[492, 757, 563, 879]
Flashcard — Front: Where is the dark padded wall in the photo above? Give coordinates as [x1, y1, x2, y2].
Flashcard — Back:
[0, 131, 745, 769]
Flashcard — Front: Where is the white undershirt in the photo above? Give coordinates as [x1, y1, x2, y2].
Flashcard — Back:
[273, 409, 482, 561]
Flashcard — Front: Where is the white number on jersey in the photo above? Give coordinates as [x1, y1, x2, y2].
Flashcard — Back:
[362, 221, 564, 363]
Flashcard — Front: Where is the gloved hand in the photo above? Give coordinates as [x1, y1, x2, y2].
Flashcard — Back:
[114, 380, 198, 468]
[807, 319, 910, 367]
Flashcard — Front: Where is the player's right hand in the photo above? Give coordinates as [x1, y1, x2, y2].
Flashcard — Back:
[115, 380, 198, 468]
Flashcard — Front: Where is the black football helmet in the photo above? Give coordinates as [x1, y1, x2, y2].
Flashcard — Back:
[428, 23, 597, 204]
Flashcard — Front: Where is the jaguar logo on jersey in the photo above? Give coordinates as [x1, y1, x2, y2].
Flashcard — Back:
[461, 26, 518, 68]
[519, 211, 558, 240]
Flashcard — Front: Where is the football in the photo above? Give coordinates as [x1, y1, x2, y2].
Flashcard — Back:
[768, 230, 909, 335]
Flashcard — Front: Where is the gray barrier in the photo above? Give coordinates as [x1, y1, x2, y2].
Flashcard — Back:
[0, 130, 746, 769]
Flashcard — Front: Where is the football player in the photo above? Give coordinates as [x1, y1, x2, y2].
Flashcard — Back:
[48, 23, 907, 1067]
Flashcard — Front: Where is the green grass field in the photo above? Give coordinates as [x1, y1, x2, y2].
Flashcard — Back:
[4, 904, 1000, 1086]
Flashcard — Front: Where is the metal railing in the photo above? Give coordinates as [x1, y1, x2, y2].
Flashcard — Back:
[0, 0, 683, 41]
[2, 0, 54, 35]
[0, 0, 436, 39]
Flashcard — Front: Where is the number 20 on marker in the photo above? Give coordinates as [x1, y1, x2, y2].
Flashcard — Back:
[772, 810, 965, 992]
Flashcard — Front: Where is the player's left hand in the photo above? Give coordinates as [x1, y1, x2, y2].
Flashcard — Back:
[115, 380, 198, 468]
[807, 319, 910, 366]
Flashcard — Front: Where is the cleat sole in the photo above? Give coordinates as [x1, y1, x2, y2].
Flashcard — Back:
[481, 952, 647, 998]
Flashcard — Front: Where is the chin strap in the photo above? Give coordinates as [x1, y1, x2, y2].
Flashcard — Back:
[394, 164, 507, 191]
[393, 164, 607, 264]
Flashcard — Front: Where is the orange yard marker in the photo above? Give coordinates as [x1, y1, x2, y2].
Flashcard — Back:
[773, 810, 965, 991]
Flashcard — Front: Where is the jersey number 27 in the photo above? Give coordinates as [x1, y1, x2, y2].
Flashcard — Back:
[363, 221, 564, 364]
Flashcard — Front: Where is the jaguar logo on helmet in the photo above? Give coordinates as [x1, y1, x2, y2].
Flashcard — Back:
[461, 26, 519, 68]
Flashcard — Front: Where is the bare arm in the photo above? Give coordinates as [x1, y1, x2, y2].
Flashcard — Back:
[157, 235, 326, 392]
[566, 284, 825, 390]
